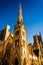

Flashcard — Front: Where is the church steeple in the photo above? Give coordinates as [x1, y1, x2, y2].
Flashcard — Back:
[18, 3, 23, 23]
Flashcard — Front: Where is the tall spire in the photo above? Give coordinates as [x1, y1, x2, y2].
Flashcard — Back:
[18, 3, 23, 22]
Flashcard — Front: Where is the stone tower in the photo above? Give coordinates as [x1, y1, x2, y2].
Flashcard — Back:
[14, 3, 26, 48]
[10, 4, 28, 65]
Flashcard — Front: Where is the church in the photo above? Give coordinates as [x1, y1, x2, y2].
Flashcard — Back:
[0, 4, 43, 65]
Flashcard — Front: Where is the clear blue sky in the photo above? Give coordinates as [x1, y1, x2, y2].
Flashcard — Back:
[0, 0, 43, 43]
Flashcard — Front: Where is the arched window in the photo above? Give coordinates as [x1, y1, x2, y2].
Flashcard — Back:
[23, 58, 26, 65]
[15, 39, 19, 47]
[14, 57, 19, 65]
[16, 30, 20, 36]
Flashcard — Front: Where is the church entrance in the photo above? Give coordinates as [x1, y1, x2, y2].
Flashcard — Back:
[14, 57, 19, 65]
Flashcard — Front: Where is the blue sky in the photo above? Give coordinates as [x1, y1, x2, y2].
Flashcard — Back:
[0, 0, 43, 43]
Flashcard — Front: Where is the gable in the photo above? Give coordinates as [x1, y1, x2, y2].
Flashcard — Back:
[3, 33, 13, 53]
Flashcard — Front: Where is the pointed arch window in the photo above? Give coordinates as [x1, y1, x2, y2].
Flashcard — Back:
[15, 39, 19, 47]
[16, 30, 20, 36]
[14, 57, 19, 65]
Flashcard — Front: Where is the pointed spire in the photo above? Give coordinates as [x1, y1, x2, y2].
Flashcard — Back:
[18, 3, 23, 22]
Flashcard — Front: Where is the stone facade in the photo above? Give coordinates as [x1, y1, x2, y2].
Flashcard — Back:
[0, 4, 43, 65]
